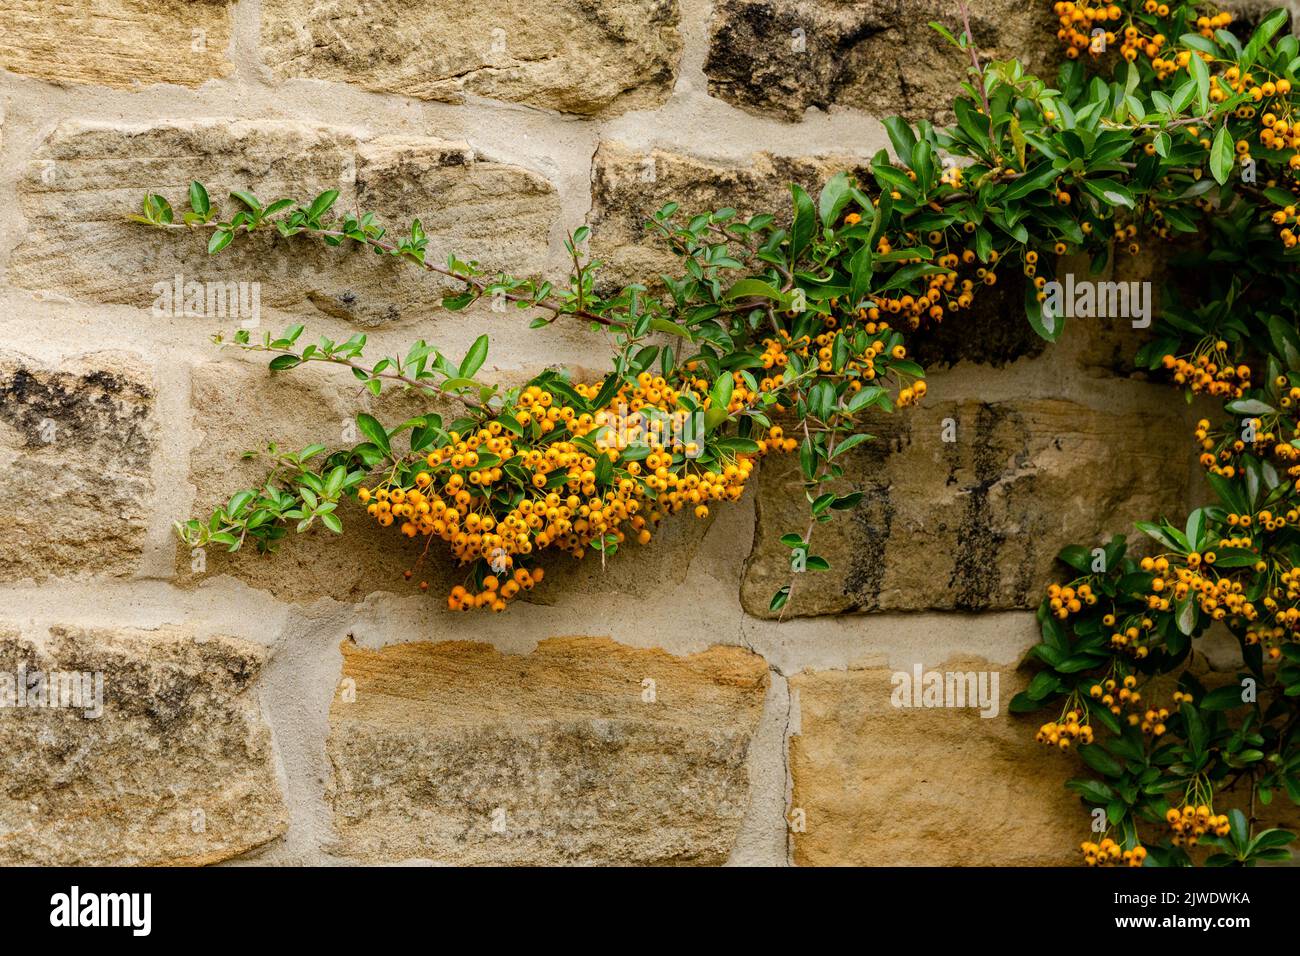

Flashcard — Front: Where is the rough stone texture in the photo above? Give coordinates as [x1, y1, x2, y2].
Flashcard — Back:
[10, 121, 558, 327]
[347, 136, 559, 325]
[181, 358, 455, 602]
[789, 660, 1079, 865]
[0, 624, 286, 865]
[0, 351, 154, 581]
[589, 141, 869, 287]
[742, 385, 1192, 617]
[0, 0, 234, 90]
[261, 0, 681, 116]
[1229, 0, 1298, 35]
[327, 636, 769, 864]
[705, 0, 1058, 121]
[1049, 249, 1155, 376]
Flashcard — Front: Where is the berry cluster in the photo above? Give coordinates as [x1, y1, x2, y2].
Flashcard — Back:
[1036, 709, 1096, 749]
[1164, 804, 1232, 846]
[1080, 838, 1149, 866]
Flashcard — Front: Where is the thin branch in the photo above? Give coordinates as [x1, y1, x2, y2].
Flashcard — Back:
[152, 219, 620, 328]
[958, 2, 994, 129]
[228, 340, 484, 409]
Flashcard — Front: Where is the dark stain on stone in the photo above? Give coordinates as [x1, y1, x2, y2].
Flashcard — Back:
[5, 629, 262, 738]
[947, 403, 1024, 610]
[0, 364, 151, 460]
[840, 410, 910, 610]
[842, 479, 895, 611]
[909, 273, 1044, 369]
[703, 0, 892, 119]
[703, 0, 1056, 122]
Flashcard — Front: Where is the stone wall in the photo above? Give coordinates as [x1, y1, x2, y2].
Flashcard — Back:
[0, 0, 1293, 866]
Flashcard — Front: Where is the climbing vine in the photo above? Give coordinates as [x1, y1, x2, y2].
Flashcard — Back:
[133, 0, 1300, 864]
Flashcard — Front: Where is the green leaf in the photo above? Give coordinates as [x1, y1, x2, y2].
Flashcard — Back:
[1026, 284, 1062, 342]
[789, 184, 816, 261]
[710, 373, 734, 412]
[1066, 779, 1117, 805]
[1200, 685, 1246, 710]
[189, 181, 210, 217]
[208, 229, 233, 255]
[1189, 51, 1210, 115]
[1226, 398, 1275, 416]
[308, 189, 340, 221]
[1056, 545, 1091, 572]
[1078, 743, 1124, 778]
[769, 586, 791, 613]
[1228, 808, 1249, 850]
[230, 190, 262, 214]
[649, 317, 692, 339]
[818, 171, 853, 226]
[1176, 594, 1198, 636]
[1183, 703, 1207, 756]
[725, 278, 786, 303]
[882, 116, 918, 161]
[1081, 178, 1134, 209]
[1002, 163, 1060, 202]
[1242, 9, 1289, 70]
[355, 413, 390, 456]
[1136, 520, 1185, 552]
[1209, 124, 1234, 185]
[1248, 828, 1296, 853]
[1008, 691, 1040, 714]
[460, 334, 489, 378]
[1185, 508, 1204, 551]
[1026, 671, 1061, 701]
[831, 433, 872, 458]
[848, 241, 874, 308]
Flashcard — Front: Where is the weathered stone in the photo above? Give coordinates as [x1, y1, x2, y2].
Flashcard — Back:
[0, 0, 234, 89]
[345, 137, 559, 325]
[181, 358, 457, 602]
[327, 636, 768, 864]
[789, 659, 1079, 865]
[0, 351, 154, 581]
[0, 624, 286, 865]
[705, 0, 1058, 121]
[1228, 0, 1298, 36]
[742, 384, 1192, 617]
[261, 0, 681, 116]
[529, 507, 717, 603]
[589, 141, 868, 286]
[10, 121, 557, 327]
[1058, 246, 1180, 376]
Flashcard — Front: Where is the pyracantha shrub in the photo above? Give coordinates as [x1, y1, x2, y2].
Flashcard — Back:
[135, 0, 1300, 864]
